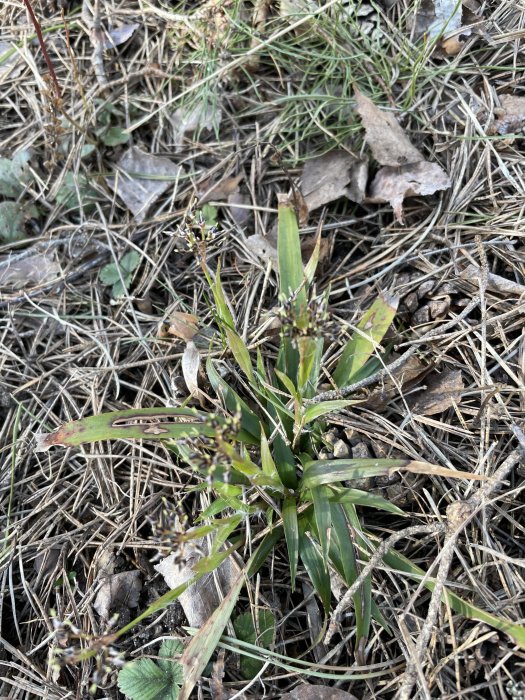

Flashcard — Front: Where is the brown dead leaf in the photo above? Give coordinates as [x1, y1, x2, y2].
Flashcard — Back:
[199, 173, 243, 203]
[102, 23, 139, 49]
[301, 234, 331, 267]
[93, 570, 142, 619]
[155, 540, 240, 628]
[355, 89, 423, 167]
[0, 253, 61, 289]
[105, 146, 184, 223]
[227, 192, 252, 228]
[281, 685, 358, 700]
[369, 161, 451, 223]
[363, 354, 429, 410]
[407, 368, 464, 416]
[301, 150, 368, 211]
[490, 95, 525, 135]
[167, 311, 199, 341]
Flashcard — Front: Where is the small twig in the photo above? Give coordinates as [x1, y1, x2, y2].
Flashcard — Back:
[306, 295, 480, 405]
[397, 447, 524, 700]
[82, 0, 107, 87]
[324, 523, 445, 645]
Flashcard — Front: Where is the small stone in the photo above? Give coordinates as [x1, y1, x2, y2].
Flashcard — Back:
[333, 439, 349, 458]
[412, 305, 430, 325]
[417, 280, 435, 298]
[323, 429, 339, 446]
[351, 441, 371, 459]
[429, 296, 450, 319]
[403, 292, 419, 313]
[343, 427, 355, 442]
[318, 449, 333, 460]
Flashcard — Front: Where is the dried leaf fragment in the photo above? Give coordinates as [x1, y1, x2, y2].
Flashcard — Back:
[93, 570, 142, 619]
[490, 95, 525, 135]
[407, 368, 464, 416]
[0, 253, 61, 289]
[369, 161, 451, 223]
[167, 312, 199, 341]
[182, 340, 201, 397]
[105, 146, 184, 223]
[301, 150, 368, 210]
[281, 685, 358, 700]
[355, 89, 423, 167]
[102, 23, 139, 49]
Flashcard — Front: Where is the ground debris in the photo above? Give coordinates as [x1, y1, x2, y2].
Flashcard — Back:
[301, 150, 368, 211]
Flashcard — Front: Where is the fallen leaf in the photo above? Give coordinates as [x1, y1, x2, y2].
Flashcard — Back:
[171, 100, 221, 151]
[355, 89, 423, 167]
[227, 192, 252, 228]
[182, 340, 201, 397]
[244, 233, 279, 268]
[0, 201, 38, 243]
[490, 95, 525, 136]
[155, 542, 240, 628]
[369, 161, 451, 223]
[34, 548, 61, 577]
[301, 234, 331, 267]
[362, 354, 429, 411]
[281, 685, 358, 700]
[301, 150, 368, 211]
[167, 311, 199, 341]
[413, 0, 462, 39]
[102, 23, 139, 49]
[105, 146, 184, 223]
[407, 368, 464, 416]
[93, 570, 142, 619]
[460, 263, 525, 296]
[199, 173, 243, 203]
[0, 150, 32, 198]
[0, 253, 61, 289]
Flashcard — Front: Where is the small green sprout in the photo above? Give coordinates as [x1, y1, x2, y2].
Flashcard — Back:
[118, 639, 183, 700]
[99, 250, 141, 298]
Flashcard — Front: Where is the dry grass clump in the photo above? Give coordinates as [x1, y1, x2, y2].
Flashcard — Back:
[0, 0, 525, 697]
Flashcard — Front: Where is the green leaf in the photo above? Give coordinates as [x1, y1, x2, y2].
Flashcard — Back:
[158, 639, 184, 678]
[282, 496, 299, 589]
[201, 203, 218, 226]
[302, 399, 360, 425]
[55, 172, 98, 211]
[36, 406, 256, 450]
[112, 278, 130, 298]
[297, 335, 324, 398]
[303, 231, 321, 284]
[343, 503, 371, 649]
[0, 201, 27, 243]
[233, 609, 275, 679]
[102, 126, 130, 146]
[0, 150, 32, 198]
[333, 293, 398, 388]
[260, 428, 281, 484]
[324, 486, 405, 515]
[99, 262, 121, 285]
[277, 200, 307, 320]
[311, 485, 331, 565]
[118, 658, 180, 700]
[120, 250, 141, 272]
[178, 571, 245, 700]
[299, 520, 331, 614]
[206, 358, 260, 439]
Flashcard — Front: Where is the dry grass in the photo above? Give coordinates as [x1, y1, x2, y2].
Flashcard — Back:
[1, 0, 525, 697]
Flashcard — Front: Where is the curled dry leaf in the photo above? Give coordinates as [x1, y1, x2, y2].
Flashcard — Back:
[490, 95, 525, 135]
[227, 192, 252, 228]
[167, 311, 199, 341]
[199, 173, 243, 203]
[354, 88, 423, 167]
[93, 570, 142, 619]
[105, 146, 184, 223]
[182, 340, 201, 397]
[155, 542, 240, 628]
[407, 368, 464, 416]
[244, 233, 279, 268]
[102, 23, 139, 49]
[301, 150, 368, 211]
[0, 253, 61, 290]
[369, 161, 451, 224]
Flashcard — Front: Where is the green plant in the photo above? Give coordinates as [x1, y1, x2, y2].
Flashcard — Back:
[38, 199, 525, 696]
[233, 609, 275, 679]
[99, 250, 141, 298]
[118, 638, 183, 700]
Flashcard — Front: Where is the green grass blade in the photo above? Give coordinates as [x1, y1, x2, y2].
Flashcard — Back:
[206, 357, 260, 438]
[282, 497, 299, 590]
[277, 198, 307, 319]
[333, 293, 398, 388]
[299, 522, 331, 614]
[297, 335, 324, 399]
[272, 434, 298, 489]
[36, 407, 258, 450]
[302, 399, 360, 425]
[303, 458, 486, 488]
[311, 485, 331, 565]
[247, 527, 283, 577]
[344, 504, 372, 650]
[327, 487, 406, 515]
[178, 570, 245, 700]
[260, 427, 282, 485]
[383, 548, 525, 649]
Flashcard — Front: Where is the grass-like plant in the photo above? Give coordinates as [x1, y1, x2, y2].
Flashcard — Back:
[38, 199, 525, 698]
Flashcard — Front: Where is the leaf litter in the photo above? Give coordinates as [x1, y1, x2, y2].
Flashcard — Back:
[355, 88, 451, 222]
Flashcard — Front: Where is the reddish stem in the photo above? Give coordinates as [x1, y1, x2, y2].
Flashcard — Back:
[21, 0, 62, 99]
